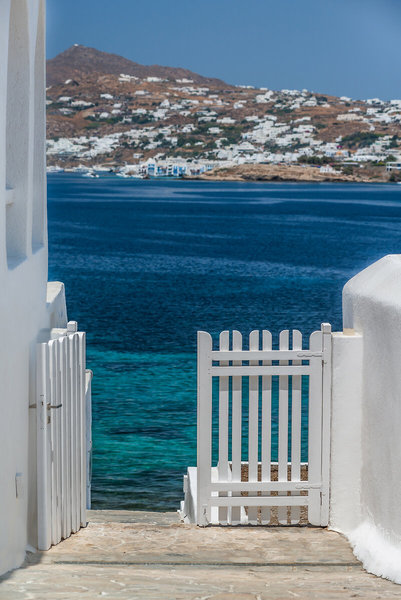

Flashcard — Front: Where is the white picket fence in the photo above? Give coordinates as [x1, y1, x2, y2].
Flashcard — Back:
[36, 322, 92, 550]
[195, 324, 332, 526]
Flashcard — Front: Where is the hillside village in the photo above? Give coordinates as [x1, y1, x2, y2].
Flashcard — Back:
[46, 45, 401, 181]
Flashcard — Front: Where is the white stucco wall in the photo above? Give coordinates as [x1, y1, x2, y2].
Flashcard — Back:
[0, 0, 68, 576]
[332, 255, 401, 583]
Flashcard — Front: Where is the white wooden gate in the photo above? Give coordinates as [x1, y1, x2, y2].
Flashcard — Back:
[196, 323, 332, 526]
[36, 321, 92, 550]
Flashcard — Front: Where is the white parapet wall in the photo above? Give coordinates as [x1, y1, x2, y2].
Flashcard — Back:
[331, 255, 401, 584]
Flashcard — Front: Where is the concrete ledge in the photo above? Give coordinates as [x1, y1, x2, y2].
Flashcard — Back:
[46, 281, 67, 330]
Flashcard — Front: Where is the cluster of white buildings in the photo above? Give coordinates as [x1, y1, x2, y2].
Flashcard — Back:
[114, 157, 216, 178]
[46, 77, 401, 174]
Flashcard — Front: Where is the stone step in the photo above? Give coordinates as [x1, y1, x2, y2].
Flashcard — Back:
[33, 510, 359, 568]
[1, 511, 400, 599]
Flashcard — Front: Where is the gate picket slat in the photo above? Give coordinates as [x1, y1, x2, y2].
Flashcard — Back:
[49, 341, 57, 545]
[75, 334, 83, 530]
[55, 341, 63, 544]
[218, 331, 229, 525]
[320, 323, 332, 526]
[290, 330, 302, 525]
[308, 330, 323, 526]
[72, 334, 80, 533]
[69, 335, 76, 533]
[248, 331, 259, 525]
[65, 335, 72, 539]
[278, 330, 289, 525]
[86, 371, 93, 510]
[51, 340, 62, 544]
[59, 336, 67, 540]
[79, 333, 87, 527]
[231, 330, 242, 526]
[77, 334, 83, 530]
[37, 343, 51, 551]
[66, 336, 72, 536]
[261, 330, 272, 525]
[197, 331, 213, 526]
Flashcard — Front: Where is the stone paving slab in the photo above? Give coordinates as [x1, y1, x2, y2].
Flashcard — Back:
[37, 522, 358, 566]
[0, 511, 400, 599]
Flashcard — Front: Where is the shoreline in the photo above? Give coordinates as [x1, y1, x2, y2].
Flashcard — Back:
[47, 170, 398, 185]
[185, 174, 376, 184]
[183, 163, 390, 184]
[47, 163, 397, 184]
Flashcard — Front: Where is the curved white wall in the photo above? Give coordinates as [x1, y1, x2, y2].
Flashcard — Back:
[332, 255, 401, 584]
[0, 0, 67, 576]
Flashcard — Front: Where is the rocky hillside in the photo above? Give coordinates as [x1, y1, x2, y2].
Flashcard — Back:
[46, 45, 401, 180]
[47, 45, 228, 88]
[190, 163, 377, 183]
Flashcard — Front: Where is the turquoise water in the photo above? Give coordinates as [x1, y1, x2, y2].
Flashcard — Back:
[47, 175, 401, 509]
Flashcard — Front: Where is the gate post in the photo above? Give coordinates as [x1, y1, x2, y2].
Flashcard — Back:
[37, 342, 52, 551]
[197, 331, 212, 526]
[320, 322, 332, 526]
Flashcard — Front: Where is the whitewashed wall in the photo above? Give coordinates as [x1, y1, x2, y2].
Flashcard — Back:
[0, 0, 68, 576]
[330, 254, 401, 584]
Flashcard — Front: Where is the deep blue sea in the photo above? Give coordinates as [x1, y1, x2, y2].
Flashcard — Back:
[48, 174, 401, 510]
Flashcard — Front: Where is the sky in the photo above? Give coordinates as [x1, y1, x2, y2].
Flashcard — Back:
[47, 0, 401, 100]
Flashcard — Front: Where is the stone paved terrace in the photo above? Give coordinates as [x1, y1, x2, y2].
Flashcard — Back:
[0, 511, 400, 599]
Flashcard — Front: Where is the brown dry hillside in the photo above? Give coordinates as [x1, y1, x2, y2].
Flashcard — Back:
[189, 163, 386, 183]
[47, 45, 228, 88]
